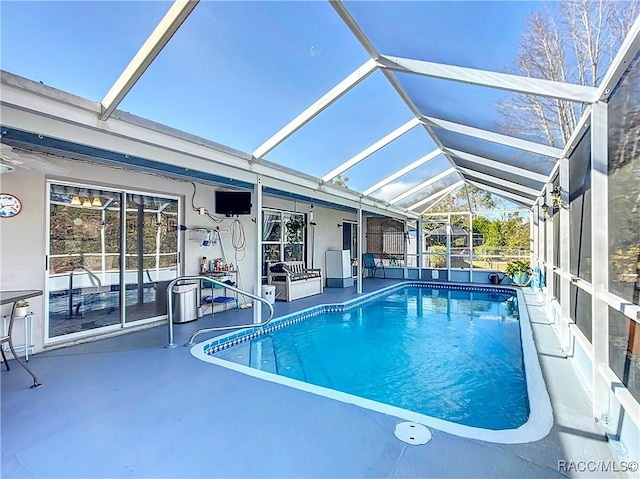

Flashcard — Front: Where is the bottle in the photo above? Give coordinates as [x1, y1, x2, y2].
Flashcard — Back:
[201, 257, 208, 274]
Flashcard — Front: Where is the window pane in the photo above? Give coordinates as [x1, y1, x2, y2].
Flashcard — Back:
[283, 213, 305, 244]
[263, 211, 282, 242]
[450, 214, 470, 269]
[608, 54, 640, 305]
[263, 244, 281, 263]
[159, 213, 178, 253]
[570, 284, 592, 342]
[284, 244, 303, 262]
[554, 272, 561, 302]
[569, 131, 592, 282]
[104, 208, 121, 254]
[609, 308, 640, 403]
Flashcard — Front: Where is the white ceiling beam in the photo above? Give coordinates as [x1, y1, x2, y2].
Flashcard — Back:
[408, 180, 464, 211]
[598, 14, 640, 101]
[420, 181, 466, 216]
[422, 116, 563, 158]
[252, 59, 378, 160]
[378, 56, 598, 103]
[330, 0, 466, 207]
[362, 148, 441, 196]
[322, 117, 420, 182]
[100, 0, 199, 121]
[330, 1, 380, 59]
[419, 188, 457, 214]
[458, 167, 540, 197]
[466, 180, 534, 206]
[389, 167, 457, 204]
[445, 148, 549, 184]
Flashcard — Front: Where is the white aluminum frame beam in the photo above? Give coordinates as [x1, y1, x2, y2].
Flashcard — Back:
[446, 148, 548, 184]
[419, 189, 455, 214]
[362, 148, 441, 196]
[331, 0, 465, 188]
[458, 167, 540, 198]
[598, 14, 640, 101]
[330, 1, 379, 58]
[100, 0, 198, 121]
[422, 116, 563, 158]
[2, 73, 422, 222]
[591, 101, 611, 420]
[467, 180, 534, 206]
[252, 59, 379, 160]
[389, 167, 457, 205]
[378, 56, 598, 103]
[413, 181, 464, 213]
[253, 176, 263, 324]
[322, 117, 421, 182]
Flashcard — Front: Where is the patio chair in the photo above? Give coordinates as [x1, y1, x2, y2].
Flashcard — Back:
[362, 253, 386, 279]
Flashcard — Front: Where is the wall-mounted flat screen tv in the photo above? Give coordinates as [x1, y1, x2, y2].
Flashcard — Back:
[215, 191, 252, 216]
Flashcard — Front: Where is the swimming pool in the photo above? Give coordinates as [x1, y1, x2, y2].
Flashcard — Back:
[192, 283, 552, 443]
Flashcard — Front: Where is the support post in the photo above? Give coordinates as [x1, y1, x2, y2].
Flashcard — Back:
[417, 216, 423, 280]
[591, 102, 610, 421]
[357, 204, 363, 294]
[545, 184, 555, 320]
[560, 157, 571, 350]
[403, 219, 408, 279]
[469, 212, 474, 283]
[446, 213, 452, 276]
[253, 177, 263, 324]
[532, 203, 538, 276]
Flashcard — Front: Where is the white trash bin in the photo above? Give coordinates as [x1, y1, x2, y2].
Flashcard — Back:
[261, 285, 276, 304]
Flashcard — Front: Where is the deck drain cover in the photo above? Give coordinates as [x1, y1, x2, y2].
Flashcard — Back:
[394, 422, 432, 445]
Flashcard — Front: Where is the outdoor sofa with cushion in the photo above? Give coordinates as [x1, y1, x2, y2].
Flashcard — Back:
[267, 261, 323, 302]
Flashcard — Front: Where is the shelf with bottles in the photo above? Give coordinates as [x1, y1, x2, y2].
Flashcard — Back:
[200, 270, 239, 315]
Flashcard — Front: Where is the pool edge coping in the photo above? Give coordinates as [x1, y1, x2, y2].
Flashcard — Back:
[190, 281, 554, 444]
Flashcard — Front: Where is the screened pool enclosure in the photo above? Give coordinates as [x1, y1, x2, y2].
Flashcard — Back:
[1, 0, 639, 465]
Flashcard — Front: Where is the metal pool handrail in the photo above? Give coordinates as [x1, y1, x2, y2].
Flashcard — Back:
[165, 276, 274, 348]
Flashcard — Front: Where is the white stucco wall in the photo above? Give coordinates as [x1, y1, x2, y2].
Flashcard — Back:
[0, 154, 360, 352]
[0, 155, 257, 351]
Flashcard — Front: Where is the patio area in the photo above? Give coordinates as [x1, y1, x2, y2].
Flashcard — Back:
[1, 280, 623, 478]
[1, 2, 639, 477]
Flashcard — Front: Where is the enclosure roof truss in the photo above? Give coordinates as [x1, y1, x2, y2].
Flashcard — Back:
[3, 0, 639, 220]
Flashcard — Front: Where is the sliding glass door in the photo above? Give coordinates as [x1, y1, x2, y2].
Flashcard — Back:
[47, 182, 180, 341]
[124, 193, 179, 324]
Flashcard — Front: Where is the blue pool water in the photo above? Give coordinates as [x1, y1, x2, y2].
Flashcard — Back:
[215, 287, 529, 430]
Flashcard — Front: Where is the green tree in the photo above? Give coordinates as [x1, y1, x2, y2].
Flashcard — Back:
[499, 0, 638, 145]
[427, 184, 496, 214]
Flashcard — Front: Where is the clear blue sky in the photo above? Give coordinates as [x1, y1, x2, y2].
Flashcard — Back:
[0, 1, 544, 207]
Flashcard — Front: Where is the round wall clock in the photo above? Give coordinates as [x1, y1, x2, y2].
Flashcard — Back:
[0, 193, 22, 218]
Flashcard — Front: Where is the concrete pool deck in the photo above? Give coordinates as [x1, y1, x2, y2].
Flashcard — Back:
[0, 280, 628, 478]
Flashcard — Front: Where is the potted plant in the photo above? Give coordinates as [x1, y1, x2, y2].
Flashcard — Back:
[15, 300, 29, 317]
[284, 216, 306, 245]
[504, 260, 532, 286]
